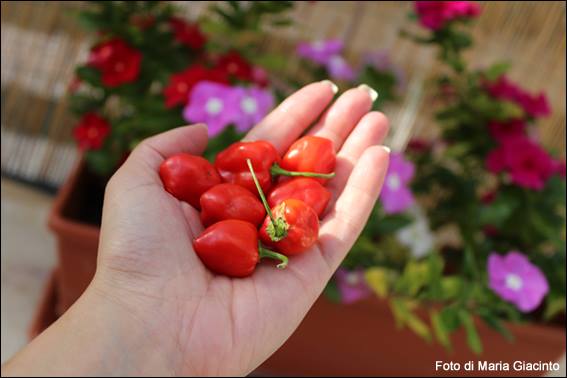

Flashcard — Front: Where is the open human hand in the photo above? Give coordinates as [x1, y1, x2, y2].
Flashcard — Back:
[3, 82, 389, 377]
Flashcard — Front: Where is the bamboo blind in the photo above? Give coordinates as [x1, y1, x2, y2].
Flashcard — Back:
[1, 1, 565, 188]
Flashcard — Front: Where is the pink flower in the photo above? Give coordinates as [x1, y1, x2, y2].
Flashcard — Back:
[485, 76, 551, 118]
[488, 251, 548, 312]
[486, 136, 555, 190]
[488, 119, 526, 142]
[296, 39, 344, 64]
[335, 268, 372, 304]
[380, 153, 415, 213]
[414, 1, 480, 31]
[183, 82, 238, 136]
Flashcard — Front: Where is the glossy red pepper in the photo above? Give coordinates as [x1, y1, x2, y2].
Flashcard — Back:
[268, 178, 331, 217]
[245, 159, 319, 256]
[200, 183, 265, 227]
[259, 199, 319, 256]
[159, 153, 221, 209]
[215, 141, 280, 193]
[193, 220, 288, 278]
[280, 136, 336, 183]
[215, 140, 335, 194]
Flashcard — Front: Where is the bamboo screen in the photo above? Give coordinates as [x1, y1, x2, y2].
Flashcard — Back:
[1, 1, 565, 189]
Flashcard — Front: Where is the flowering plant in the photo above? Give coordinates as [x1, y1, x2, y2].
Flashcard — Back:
[328, 1, 565, 353]
[69, 1, 401, 174]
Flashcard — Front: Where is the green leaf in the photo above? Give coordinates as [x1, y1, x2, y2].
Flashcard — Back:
[484, 62, 511, 81]
[365, 267, 389, 298]
[430, 310, 452, 350]
[85, 149, 119, 176]
[390, 299, 432, 342]
[76, 66, 101, 87]
[375, 213, 413, 234]
[544, 297, 566, 321]
[458, 310, 483, 354]
[477, 309, 514, 342]
[323, 279, 342, 303]
[440, 277, 462, 300]
[439, 306, 461, 331]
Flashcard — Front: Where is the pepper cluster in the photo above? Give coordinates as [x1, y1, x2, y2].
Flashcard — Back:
[159, 135, 336, 277]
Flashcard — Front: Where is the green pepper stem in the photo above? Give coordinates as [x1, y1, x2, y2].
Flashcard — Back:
[270, 163, 335, 179]
[258, 243, 288, 269]
[246, 159, 289, 242]
[246, 158, 277, 225]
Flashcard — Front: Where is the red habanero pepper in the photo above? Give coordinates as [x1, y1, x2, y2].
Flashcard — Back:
[159, 153, 221, 209]
[259, 199, 319, 256]
[268, 178, 331, 217]
[193, 220, 288, 278]
[215, 141, 279, 193]
[246, 159, 319, 255]
[215, 140, 335, 194]
[200, 183, 265, 227]
[280, 136, 336, 183]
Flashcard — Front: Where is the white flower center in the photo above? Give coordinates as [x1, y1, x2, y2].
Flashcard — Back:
[345, 273, 359, 285]
[205, 98, 223, 115]
[505, 274, 523, 291]
[312, 41, 325, 51]
[387, 173, 401, 190]
[241, 96, 258, 114]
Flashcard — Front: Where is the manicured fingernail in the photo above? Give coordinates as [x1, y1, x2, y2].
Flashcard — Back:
[382, 145, 391, 154]
[358, 84, 378, 102]
[321, 80, 338, 94]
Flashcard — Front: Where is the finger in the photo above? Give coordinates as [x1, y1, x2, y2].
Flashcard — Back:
[244, 81, 337, 154]
[325, 112, 389, 211]
[319, 146, 390, 270]
[129, 124, 209, 170]
[181, 202, 204, 238]
[307, 85, 376, 151]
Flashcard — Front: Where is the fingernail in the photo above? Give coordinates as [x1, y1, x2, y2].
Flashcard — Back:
[382, 145, 391, 154]
[321, 80, 338, 94]
[358, 84, 379, 102]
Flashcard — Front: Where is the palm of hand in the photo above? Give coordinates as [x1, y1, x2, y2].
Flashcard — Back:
[94, 83, 389, 376]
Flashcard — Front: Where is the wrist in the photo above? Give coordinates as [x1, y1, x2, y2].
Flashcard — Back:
[3, 277, 184, 376]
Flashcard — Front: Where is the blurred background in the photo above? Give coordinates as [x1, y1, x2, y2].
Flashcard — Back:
[1, 1, 565, 375]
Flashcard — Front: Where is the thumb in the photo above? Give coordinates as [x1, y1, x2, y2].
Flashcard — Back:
[106, 124, 209, 192]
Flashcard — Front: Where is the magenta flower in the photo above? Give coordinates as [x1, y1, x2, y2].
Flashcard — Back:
[414, 1, 481, 31]
[232, 87, 274, 133]
[296, 39, 344, 64]
[488, 119, 526, 142]
[335, 268, 372, 304]
[380, 152, 415, 214]
[486, 136, 555, 190]
[488, 251, 549, 312]
[485, 75, 551, 118]
[326, 55, 356, 81]
[183, 81, 238, 137]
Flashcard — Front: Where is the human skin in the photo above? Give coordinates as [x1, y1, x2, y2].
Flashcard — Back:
[1, 81, 390, 377]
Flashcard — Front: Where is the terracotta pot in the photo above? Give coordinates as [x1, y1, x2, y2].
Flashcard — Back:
[28, 270, 59, 339]
[29, 281, 564, 376]
[47, 158, 101, 314]
[257, 297, 565, 377]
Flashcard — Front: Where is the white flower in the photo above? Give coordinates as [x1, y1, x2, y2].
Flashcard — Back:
[395, 205, 434, 259]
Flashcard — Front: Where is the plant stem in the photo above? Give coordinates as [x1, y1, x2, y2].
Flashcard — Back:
[246, 158, 288, 241]
[258, 243, 288, 269]
[246, 158, 277, 225]
[270, 163, 335, 179]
